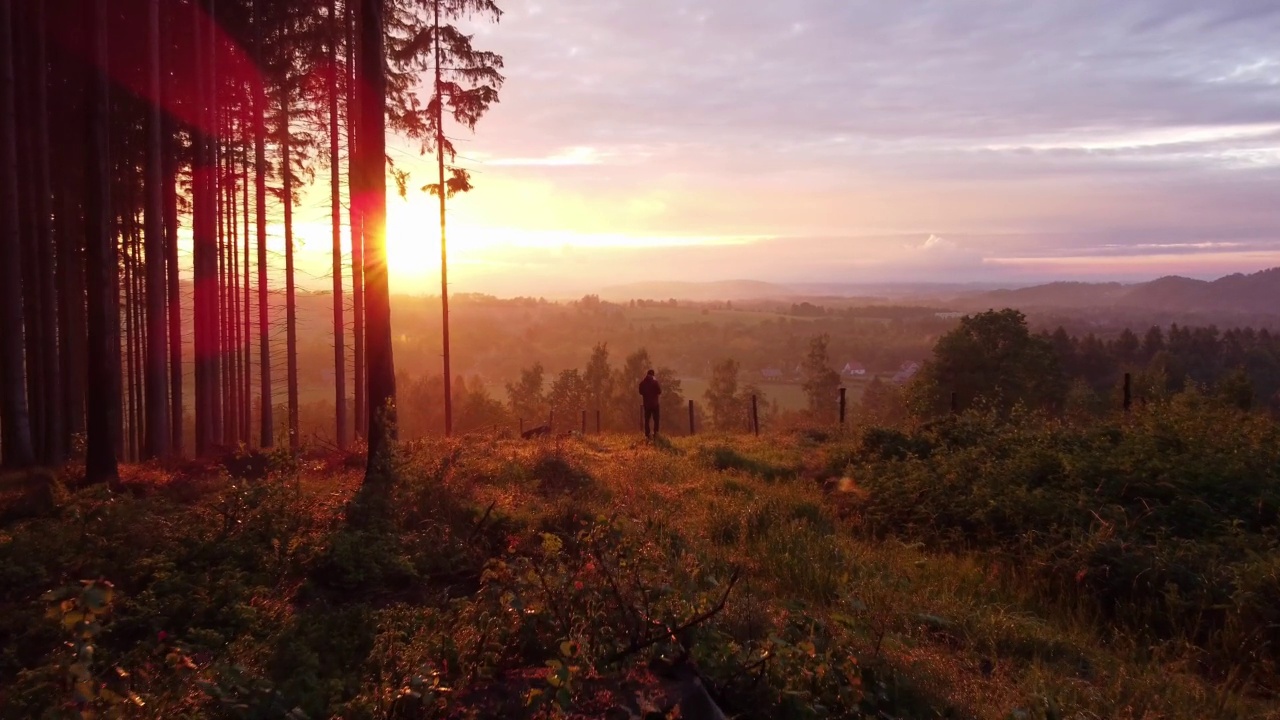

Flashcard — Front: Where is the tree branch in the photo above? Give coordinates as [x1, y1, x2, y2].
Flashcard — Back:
[604, 568, 742, 665]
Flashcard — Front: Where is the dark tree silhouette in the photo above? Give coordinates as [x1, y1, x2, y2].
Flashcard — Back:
[422, 0, 504, 436]
[143, 0, 170, 459]
[83, 0, 120, 483]
[0, 0, 35, 468]
[358, 0, 396, 476]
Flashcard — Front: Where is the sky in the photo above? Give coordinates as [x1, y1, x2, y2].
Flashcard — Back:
[293, 0, 1280, 296]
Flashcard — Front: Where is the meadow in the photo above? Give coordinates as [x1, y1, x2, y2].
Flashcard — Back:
[1, 393, 1276, 719]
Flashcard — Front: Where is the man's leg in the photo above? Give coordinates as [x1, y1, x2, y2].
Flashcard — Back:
[644, 407, 652, 438]
[653, 406, 660, 436]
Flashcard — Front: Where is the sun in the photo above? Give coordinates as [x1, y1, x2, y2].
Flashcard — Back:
[384, 197, 491, 291]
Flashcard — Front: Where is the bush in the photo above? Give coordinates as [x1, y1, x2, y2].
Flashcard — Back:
[845, 398, 1280, 682]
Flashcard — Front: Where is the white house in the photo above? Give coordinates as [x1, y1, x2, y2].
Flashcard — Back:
[892, 361, 922, 384]
[841, 361, 867, 377]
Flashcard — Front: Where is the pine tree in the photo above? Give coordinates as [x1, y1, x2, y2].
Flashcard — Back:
[346, 0, 366, 441]
[328, 0, 348, 449]
[84, 0, 120, 483]
[142, 0, 170, 459]
[0, 0, 35, 468]
[421, 0, 504, 436]
[192, 0, 218, 456]
[358, 0, 397, 476]
[253, 0, 274, 448]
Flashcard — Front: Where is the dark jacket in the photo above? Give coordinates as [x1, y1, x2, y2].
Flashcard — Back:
[638, 376, 662, 408]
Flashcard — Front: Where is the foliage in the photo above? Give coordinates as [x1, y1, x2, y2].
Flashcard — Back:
[913, 309, 1065, 416]
[505, 361, 547, 423]
[837, 393, 1280, 687]
[801, 334, 841, 421]
[704, 358, 768, 432]
[1, 430, 1276, 718]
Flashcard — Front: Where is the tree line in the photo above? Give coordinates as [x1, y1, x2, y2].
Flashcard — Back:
[892, 310, 1280, 422]
[0, 0, 502, 482]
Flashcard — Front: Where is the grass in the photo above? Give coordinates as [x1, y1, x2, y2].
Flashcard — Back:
[0, 425, 1276, 719]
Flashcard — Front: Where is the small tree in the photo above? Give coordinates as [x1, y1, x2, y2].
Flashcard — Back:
[655, 368, 686, 435]
[583, 343, 612, 417]
[915, 309, 1064, 416]
[801, 334, 841, 421]
[705, 358, 741, 430]
[506, 362, 547, 422]
[1217, 367, 1253, 412]
[860, 377, 907, 427]
[613, 348, 652, 429]
[547, 369, 589, 429]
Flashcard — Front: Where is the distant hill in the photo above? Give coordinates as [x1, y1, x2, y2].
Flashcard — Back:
[597, 279, 1024, 302]
[789, 281, 1019, 300]
[597, 279, 795, 301]
[959, 281, 1131, 309]
[954, 267, 1280, 315]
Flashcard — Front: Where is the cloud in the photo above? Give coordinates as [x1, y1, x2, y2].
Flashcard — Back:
[424, 0, 1280, 285]
[920, 235, 956, 252]
[485, 146, 605, 167]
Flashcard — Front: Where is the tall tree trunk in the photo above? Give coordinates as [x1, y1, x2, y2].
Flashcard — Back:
[134, 222, 146, 459]
[282, 98, 300, 451]
[124, 220, 138, 462]
[84, 0, 120, 483]
[56, 41, 87, 442]
[110, 215, 123, 460]
[241, 143, 251, 444]
[0, 0, 35, 468]
[143, 0, 170, 459]
[329, 0, 347, 449]
[215, 127, 227, 447]
[346, 0, 365, 440]
[208, 0, 223, 448]
[163, 119, 182, 455]
[57, 167, 87, 444]
[433, 0, 453, 437]
[33, 1, 62, 464]
[15, 3, 45, 462]
[192, 0, 216, 457]
[358, 0, 396, 475]
[254, 0, 272, 448]
[221, 125, 238, 447]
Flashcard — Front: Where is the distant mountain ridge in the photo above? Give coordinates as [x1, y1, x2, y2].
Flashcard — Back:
[596, 268, 1280, 315]
[597, 279, 794, 301]
[955, 268, 1280, 314]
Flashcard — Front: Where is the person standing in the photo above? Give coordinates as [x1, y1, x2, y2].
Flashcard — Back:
[638, 369, 662, 438]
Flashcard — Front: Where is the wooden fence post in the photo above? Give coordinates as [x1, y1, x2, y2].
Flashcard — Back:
[1123, 372, 1132, 412]
[950, 392, 958, 414]
[751, 395, 759, 437]
[688, 399, 695, 435]
[839, 387, 847, 426]
[581, 409, 586, 434]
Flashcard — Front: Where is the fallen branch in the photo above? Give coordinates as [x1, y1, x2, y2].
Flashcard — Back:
[605, 568, 742, 664]
[466, 501, 497, 542]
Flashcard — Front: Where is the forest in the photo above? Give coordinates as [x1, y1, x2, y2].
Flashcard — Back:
[0, 0, 507, 476]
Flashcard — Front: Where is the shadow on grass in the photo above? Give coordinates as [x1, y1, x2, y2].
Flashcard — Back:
[700, 445, 799, 482]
